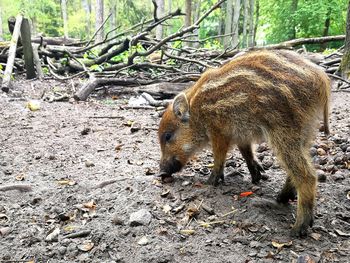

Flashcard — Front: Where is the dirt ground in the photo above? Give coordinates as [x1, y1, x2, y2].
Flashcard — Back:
[0, 77, 349, 263]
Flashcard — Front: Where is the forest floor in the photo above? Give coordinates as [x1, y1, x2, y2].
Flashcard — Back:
[0, 76, 349, 263]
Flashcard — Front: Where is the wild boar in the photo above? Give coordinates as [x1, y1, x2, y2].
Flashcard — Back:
[158, 49, 330, 236]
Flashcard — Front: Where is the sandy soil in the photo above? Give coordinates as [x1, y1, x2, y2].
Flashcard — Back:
[0, 78, 349, 263]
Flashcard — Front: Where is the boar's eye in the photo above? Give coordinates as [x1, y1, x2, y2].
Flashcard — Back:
[164, 132, 172, 143]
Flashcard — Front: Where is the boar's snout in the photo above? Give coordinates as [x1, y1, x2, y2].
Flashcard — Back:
[160, 157, 183, 176]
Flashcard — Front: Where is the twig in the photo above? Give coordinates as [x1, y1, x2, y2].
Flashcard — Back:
[63, 230, 91, 239]
[0, 184, 32, 192]
[327, 73, 350, 85]
[163, 50, 214, 68]
[95, 178, 127, 189]
[85, 12, 113, 47]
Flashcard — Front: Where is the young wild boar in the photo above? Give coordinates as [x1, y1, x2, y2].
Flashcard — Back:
[158, 50, 330, 237]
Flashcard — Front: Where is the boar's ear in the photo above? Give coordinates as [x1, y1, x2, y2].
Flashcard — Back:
[173, 93, 190, 122]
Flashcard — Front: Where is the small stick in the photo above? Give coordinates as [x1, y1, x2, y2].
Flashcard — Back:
[95, 178, 127, 189]
[0, 184, 32, 192]
[63, 230, 91, 239]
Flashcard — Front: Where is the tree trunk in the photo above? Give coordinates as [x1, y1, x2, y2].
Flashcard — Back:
[289, 0, 298, 40]
[156, 0, 165, 40]
[223, 0, 233, 48]
[109, 2, 117, 37]
[61, 0, 69, 38]
[1, 15, 23, 92]
[21, 18, 36, 79]
[232, 0, 241, 48]
[193, 0, 202, 48]
[248, 0, 254, 47]
[242, 0, 248, 48]
[184, 0, 192, 46]
[340, 0, 350, 79]
[253, 0, 259, 45]
[82, 0, 91, 37]
[95, 0, 104, 43]
[0, 8, 3, 41]
[320, 8, 331, 51]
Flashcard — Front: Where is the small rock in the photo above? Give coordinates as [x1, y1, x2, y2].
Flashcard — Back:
[85, 160, 95, 167]
[111, 214, 124, 225]
[309, 147, 317, 157]
[297, 255, 315, 263]
[3, 169, 13, 175]
[77, 240, 94, 252]
[137, 236, 150, 246]
[316, 148, 326, 156]
[340, 143, 348, 152]
[58, 246, 67, 255]
[129, 209, 152, 226]
[81, 127, 91, 135]
[262, 157, 273, 169]
[257, 143, 269, 153]
[333, 154, 345, 165]
[316, 170, 327, 183]
[331, 171, 344, 181]
[130, 122, 141, 133]
[346, 147, 350, 152]
[45, 227, 60, 242]
[182, 181, 190, 186]
[0, 227, 11, 236]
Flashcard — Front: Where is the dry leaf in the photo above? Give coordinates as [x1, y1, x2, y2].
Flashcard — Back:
[26, 100, 41, 111]
[77, 240, 94, 252]
[152, 179, 162, 187]
[310, 232, 321, 240]
[83, 200, 96, 210]
[271, 240, 292, 249]
[187, 206, 200, 219]
[179, 229, 195, 235]
[207, 163, 214, 168]
[45, 227, 60, 242]
[15, 174, 25, 181]
[63, 225, 77, 232]
[239, 191, 254, 197]
[162, 204, 172, 214]
[57, 179, 76, 186]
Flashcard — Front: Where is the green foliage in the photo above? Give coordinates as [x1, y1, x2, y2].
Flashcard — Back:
[259, 0, 347, 44]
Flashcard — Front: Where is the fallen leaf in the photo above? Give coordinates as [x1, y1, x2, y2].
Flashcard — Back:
[57, 179, 76, 186]
[160, 189, 170, 197]
[271, 240, 292, 250]
[63, 225, 77, 232]
[240, 191, 254, 197]
[77, 240, 94, 252]
[27, 260, 35, 263]
[193, 181, 204, 188]
[179, 229, 195, 235]
[83, 200, 96, 210]
[187, 206, 200, 219]
[162, 204, 172, 214]
[310, 232, 321, 240]
[173, 203, 185, 214]
[152, 179, 162, 187]
[26, 100, 40, 111]
[115, 144, 124, 151]
[45, 227, 60, 242]
[15, 174, 25, 181]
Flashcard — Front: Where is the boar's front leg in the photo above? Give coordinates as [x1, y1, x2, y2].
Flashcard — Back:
[238, 144, 265, 184]
[207, 134, 231, 186]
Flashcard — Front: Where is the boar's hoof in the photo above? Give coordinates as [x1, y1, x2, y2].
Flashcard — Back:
[291, 216, 314, 238]
[161, 175, 174, 183]
[207, 171, 223, 186]
[250, 162, 265, 184]
[276, 189, 297, 204]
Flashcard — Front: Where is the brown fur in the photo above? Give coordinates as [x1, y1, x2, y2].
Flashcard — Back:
[158, 50, 331, 237]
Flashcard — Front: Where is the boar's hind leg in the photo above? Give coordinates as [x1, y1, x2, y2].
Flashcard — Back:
[276, 177, 297, 203]
[207, 135, 231, 186]
[272, 136, 316, 237]
[238, 144, 265, 184]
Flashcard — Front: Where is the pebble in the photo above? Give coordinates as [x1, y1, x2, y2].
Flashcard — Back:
[137, 236, 150, 246]
[257, 143, 269, 153]
[316, 170, 327, 183]
[309, 147, 317, 157]
[58, 246, 67, 255]
[85, 160, 95, 167]
[129, 209, 152, 226]
[130, 122, 141, 133]
[111, 214, 124, 225]
[262, 157, 273, 169]
[181, 181, 190, 186]
[333, 154, 345, 165]
[340, 143, 348, 152]
[316, 148, 326, 156]
[331, 171, 345, 181]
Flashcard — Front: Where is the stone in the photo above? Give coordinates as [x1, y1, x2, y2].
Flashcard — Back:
[137, 236, 150, 246]
[129, 209, 152, 226]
